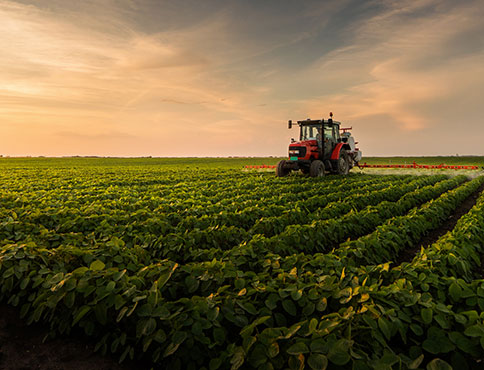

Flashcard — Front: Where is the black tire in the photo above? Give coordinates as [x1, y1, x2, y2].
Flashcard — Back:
[309, 160, 325, 177]
[336, 150, 350, 175]
[276, 160, 290, 177]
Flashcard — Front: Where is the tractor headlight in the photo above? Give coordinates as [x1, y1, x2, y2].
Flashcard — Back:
[289, 150, 297, 155]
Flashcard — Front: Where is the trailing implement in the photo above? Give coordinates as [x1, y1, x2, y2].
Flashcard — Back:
[276, 112, 362, 177]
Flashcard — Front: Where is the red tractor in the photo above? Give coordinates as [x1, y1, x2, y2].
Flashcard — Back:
[276, 113, 362, 177]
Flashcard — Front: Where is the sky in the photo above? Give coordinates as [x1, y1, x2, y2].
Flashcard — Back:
[1, 0, 483, 157]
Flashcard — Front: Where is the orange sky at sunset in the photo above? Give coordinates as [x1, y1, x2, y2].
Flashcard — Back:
[1, 0, 483, 157]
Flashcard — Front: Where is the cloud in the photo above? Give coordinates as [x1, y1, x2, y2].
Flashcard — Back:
[1, 0, 483, 156]
[292, 0, 484, 154]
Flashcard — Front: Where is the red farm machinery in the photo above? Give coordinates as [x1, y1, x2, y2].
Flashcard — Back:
[276, 113, 362, 177]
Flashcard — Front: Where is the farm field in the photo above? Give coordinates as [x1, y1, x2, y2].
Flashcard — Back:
[2, 158, 484, 369]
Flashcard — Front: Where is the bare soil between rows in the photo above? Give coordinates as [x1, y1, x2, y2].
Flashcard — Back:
[396, 181, 484, 265]
[0, 304, 134, 370]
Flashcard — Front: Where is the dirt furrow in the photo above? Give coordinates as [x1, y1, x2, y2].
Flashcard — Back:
[396, 181, 484, 265]
[0, 304, 133, 370]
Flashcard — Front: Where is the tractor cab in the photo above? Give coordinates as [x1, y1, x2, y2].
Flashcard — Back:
[277, 113, 362, 177]
[288, 118, 340, 163]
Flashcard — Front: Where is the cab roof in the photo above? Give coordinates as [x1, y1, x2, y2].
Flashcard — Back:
[296, 119, 340, 126]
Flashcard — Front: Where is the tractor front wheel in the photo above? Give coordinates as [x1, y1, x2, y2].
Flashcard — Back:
[276, 160, 290, 177]
[309, 160, 325, 177]
[336, 150, 350, 175]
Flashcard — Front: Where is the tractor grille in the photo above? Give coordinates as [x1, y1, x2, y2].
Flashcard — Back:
[288, 146, 307, 158]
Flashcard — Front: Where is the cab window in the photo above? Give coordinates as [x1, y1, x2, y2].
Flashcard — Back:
[301, 126, 319, 141]
[333, 126, 340, 141]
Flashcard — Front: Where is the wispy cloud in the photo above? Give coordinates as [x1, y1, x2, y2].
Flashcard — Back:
[0, 0, 483, 156]
[293, 0, 484, 154]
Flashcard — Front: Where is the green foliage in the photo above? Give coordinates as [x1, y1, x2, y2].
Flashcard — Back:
[1, 158, 484, 368]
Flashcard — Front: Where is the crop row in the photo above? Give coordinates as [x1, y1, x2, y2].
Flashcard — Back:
[0, 174, 403, 226]
[0, 171, 381, 209]
[1, 173, 483, 369]
[0, 175, 418, 253]
[156, 175, 450, 263]
[187, 175, 466, 263]
[336, 176, 484, 266]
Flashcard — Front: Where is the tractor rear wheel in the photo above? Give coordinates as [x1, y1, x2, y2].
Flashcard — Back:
[336, 150, 350, 175]
[276, 160, 290, 177]
[309, 160, 325, 177]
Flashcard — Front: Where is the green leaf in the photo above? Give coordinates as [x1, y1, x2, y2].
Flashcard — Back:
[20, 277, 30, 290]
[308, 354, 328, 370]
[449, 331, 477, 355]
[455, 314, 467, 324]
[185, 275, 199, 293]
[426, 358, 452, 370]
[173, 331, 187, 345]
[434, 314, 450, 329]
[234, 279, 246, 290]
[209, 358, 223, 370]
[72, 305, 91, 326]
[113, 269, 126, 281]
[119, 345, 131, 363]
[253, 315, 271, 326]
[237, 301, 258, 315]
[72, 267, 89, 275]
[284, 323, 302, 339]
[290, 289, 303, 301]
[423, 327, 455, 354]
[410, 324, 424, 336]
[154, 329, 166, 343]
[142, 337, 153, 352]
[378, 317, 392, 340]
[287, 341, 309, 355]
[464, 324, 484, 337]
[230, 346, 245, 370]
[449, 282, 462, 301]
[243, 336, 256, 352]
[408, 354, 424, 369]
[136, 318, 157, 337]
[282, 300, 297, 316]
[158, 263, 179, 289]
[116, 306, 129, 322]
[49, 272, 64, 285]
[308, 288, 319, 300]
[421, 308, 433, 324]
[163, 342, 180, 357]
[106, 281, 116, 292]
[308, 318, 318, 333]
[267, 342, 279, 358]
[90, 260, 105, 271]
[310, 338, 326, 353]
[207, 307, 220, 321]
[316, 297, 327, 312]
[327, 339, 350, 365]
[265, 294, 278, 310]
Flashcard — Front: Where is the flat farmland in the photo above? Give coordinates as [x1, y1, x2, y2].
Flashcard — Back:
[2, 158, 484, 369]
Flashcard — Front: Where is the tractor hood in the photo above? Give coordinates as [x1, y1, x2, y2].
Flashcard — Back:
[289, 139, 317, 147]
[288, 140, 318, 160]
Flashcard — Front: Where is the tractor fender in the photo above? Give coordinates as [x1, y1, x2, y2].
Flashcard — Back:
[330, 143, 344, 160]
[331, 143, 351, 160]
